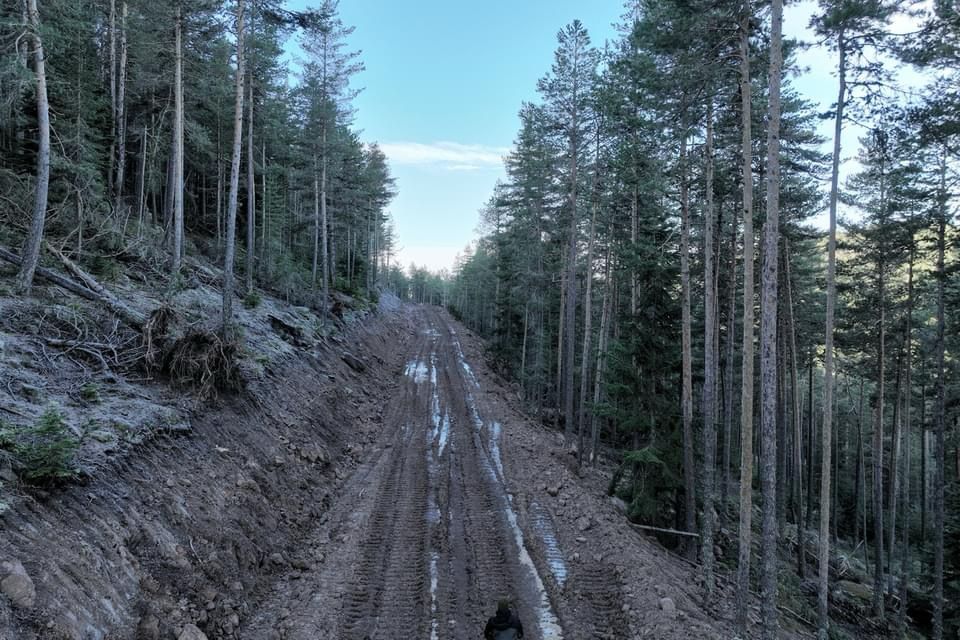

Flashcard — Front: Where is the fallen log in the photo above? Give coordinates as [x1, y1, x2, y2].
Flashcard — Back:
[0, 245, 146, 330]
[629, 522, 700, 538]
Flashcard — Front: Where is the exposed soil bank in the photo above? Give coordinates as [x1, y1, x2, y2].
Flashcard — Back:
[0, 292, 416, 640]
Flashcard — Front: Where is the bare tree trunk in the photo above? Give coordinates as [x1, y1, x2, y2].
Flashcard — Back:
[562, 152, 579, 447]
[785, 240, 804, 579]
[854, 377, 864, 553]
[722, 203, 737, 518]
[137, 124, 147, 236]
[679, 134, 697, 558]
[321, 130, 329, 306]
[759, 1, 783, 634]
[577, 206, 597, 465]
[702, 99, 718, 602]
[818, 29, 845, 639]
[312, 160, 319, 296]
[578, 123, 603, 462]
[735, 6, 756, 631]
[108, 0, 116, 197]
[114, 1, 128, 211]
[246, 78, 255, 292]
[15, 0, 51, 295]
[261, 140, 267, 276]
[872, 264, 887, 619]
[897, 242, 914, 637]
[171, 0, 185, 272]
[922, 383, 929, 544]
[221, 0, 245, 334]
[887, 343, 904, 592]
[932, 145, 947, 640]
[590, 249, 612, 465]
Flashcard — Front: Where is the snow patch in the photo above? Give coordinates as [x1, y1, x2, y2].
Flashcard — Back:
[404, 359, 430, 384]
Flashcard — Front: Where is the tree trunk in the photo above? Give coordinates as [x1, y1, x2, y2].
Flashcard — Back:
[321, 126, 330, 306]
[171, 0, 185, 272]
[785, 240, 804, 579]
[932, 145, 947, 640]
[759, 2, 783, 634]
[312, 160, 320, 296]
[722, 202, 738, 519]
[702, 99, 718, 601]
[137, 124, 147, 236]
[578, 206, 597, 464]
[897, 242, 914, 637]
[679, 133, 697, 560]
[108, 0, 116, 197]
[590, 250, 612, 465]
[245, 77, 256, 293]
[221, 0, 245, 334]
[735, 7, 756, 631]
[114, 1, 128, 211]
[15, 0, 51, 295]
[562, 128, 579, 448]
[818, 28, 845, 639]
[872, 264, 887, 619]
[887, 342, 904, 592]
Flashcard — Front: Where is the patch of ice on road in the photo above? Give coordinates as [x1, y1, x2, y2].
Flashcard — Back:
[429, 551, 440, 640]
[438, 412, 450, 456]
[489, 421, 505, 480]
[530, 502, 568, 588]
[503, 495, 564, 639]
[460, 360, 478, 387]
[404, 359, 430, 384]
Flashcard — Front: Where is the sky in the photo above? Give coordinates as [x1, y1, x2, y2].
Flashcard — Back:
[288, 1, 930, 272]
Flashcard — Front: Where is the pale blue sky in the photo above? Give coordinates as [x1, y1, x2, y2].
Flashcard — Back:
[287, 1, 928, 271]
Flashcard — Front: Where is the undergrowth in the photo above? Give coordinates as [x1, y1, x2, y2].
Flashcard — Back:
[0, 405, 79, 485]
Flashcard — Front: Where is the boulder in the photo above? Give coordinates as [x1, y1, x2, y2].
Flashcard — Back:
[178, 624, 208, 640]
[658, 597, 676, 616]
[341, 352, 366, 372]
[0, 559, 35, 608]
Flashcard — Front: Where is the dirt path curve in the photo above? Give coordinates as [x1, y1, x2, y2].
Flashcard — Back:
[241, 305, 614, 640]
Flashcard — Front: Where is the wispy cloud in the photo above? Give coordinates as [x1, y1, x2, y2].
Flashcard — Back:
[379, 141, 508, 171]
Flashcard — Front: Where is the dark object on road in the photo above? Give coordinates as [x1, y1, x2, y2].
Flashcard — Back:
[484, 599, 524, 639]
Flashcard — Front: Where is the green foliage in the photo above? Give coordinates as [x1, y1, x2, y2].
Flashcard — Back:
[243, 290, 262, 309]
[4, 406, 79, 485]
[79, 382, 101, 404]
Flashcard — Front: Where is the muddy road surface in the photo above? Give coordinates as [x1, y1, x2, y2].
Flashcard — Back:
[242, 306, 625, 640]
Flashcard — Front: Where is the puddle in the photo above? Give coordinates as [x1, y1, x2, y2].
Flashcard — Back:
[529, 502, 568, 587]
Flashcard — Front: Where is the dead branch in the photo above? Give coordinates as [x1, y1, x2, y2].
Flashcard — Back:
[0, 245, 146, 330]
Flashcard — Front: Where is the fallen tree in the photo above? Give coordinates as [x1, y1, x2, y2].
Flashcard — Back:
[0, 245, 147, 330]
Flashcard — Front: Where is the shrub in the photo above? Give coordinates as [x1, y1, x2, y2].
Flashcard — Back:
[8, 406, 79, 485]
[80, 382, 101, 403]
[243, 290, 262, 309]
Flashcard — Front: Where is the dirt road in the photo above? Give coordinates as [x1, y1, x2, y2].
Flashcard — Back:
[242, 306, 627, 639]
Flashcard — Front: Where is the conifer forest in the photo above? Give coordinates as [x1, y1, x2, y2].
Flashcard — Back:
[0, 0, 958, 639]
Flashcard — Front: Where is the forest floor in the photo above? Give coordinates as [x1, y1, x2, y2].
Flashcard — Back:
[0, 259, 813, 639]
